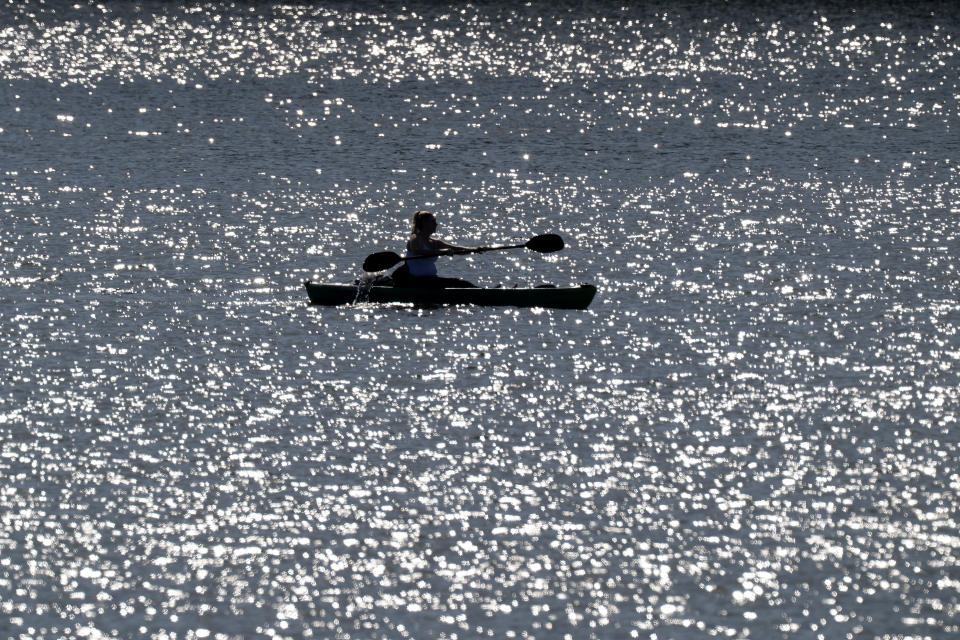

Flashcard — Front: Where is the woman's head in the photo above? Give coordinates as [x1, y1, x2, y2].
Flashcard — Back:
[411, 210, 437, 235]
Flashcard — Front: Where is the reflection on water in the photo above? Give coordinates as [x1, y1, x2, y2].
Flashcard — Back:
[2, 2, 959, 638]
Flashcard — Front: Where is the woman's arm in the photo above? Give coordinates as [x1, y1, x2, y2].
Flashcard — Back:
[408, 236, 487, 255]
[432, 238, 476, 253]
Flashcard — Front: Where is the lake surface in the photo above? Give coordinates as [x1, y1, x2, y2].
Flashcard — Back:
[2, 1, 959, 638]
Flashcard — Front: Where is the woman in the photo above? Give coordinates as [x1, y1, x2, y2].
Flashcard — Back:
[392, 210, 483, 288]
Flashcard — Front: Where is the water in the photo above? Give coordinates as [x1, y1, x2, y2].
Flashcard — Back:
[2, 1, 959, 638]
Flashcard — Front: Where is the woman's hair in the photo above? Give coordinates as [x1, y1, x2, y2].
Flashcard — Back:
[410, 210, 435, 234]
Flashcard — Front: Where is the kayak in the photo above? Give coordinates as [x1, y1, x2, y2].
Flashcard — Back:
[304, 282, 596, 309]
[304, 281, 597, 309]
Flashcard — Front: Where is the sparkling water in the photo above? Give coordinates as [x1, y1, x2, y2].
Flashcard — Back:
[2, 2, 958, 638]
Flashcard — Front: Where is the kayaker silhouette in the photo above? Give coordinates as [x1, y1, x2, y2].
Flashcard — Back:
[391, 210, 485, 288]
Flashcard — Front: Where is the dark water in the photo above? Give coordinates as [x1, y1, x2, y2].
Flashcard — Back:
[2, 1, 959, 638]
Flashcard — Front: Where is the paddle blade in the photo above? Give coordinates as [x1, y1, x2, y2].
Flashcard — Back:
[525, 233, 565, 253]
[363, 251, 402, 272]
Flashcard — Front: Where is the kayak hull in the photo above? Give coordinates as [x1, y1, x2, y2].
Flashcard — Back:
[304, 282, 597, 309]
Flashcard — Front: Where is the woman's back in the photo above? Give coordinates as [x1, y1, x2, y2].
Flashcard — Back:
[405, 235, 438, 277]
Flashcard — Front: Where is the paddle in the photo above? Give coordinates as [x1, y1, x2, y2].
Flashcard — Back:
[362, 233, 565, 272]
